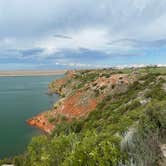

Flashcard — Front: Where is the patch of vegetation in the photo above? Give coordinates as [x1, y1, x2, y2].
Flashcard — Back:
[48, 117, 56, 123]
[124, 102, 166, 166]
[1, 68, 166, 166]
[73, 71, 100, 90]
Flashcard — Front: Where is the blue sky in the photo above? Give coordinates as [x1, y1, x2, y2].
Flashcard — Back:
[1, 0, 166, 70]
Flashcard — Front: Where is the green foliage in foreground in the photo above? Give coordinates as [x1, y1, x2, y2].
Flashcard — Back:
[1, 71, 166, 166]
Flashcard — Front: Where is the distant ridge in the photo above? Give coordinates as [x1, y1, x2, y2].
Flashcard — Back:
[0, 70, 66, 76]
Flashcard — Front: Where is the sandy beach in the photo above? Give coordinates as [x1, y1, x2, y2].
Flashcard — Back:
[0, 70, 66, 76]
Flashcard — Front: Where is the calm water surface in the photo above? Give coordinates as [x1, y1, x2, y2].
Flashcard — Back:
[0, 75, 62, 158]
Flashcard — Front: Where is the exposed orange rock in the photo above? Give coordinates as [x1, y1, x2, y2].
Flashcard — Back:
[27, 70, 138, 133]
[55, 91, 98, 118]
[27, 92, 98, 133]
[27, 112, 55, 134]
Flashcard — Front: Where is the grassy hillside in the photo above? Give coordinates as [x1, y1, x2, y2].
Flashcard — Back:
[1, 67, 166, 166]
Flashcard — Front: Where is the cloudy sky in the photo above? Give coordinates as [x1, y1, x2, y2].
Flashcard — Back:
[1, 0, 166, 70]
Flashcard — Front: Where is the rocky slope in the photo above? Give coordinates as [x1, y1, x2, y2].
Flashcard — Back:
[27, 69, 138, 133]
[1, 67, 166, 166]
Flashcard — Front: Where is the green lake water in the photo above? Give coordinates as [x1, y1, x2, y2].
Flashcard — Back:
[0, 75, 62, 158]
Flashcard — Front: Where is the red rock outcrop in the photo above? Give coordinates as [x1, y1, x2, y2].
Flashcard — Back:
[27, 70, 138, 133]
[27, 112, 55, 134]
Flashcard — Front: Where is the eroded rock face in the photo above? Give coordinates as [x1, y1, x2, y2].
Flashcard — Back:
[27, 70, 138, 133]
[160, 144, 166, 158]
[27, 112, 55, 134]
[158, 144, 166, 166]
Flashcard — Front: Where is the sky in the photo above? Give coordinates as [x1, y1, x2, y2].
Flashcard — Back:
[1, 0, 166, 70]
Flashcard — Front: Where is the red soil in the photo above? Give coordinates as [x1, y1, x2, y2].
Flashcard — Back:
[27, 72, 137, 133]
[27, 91, 98, 133]
[27, 112, 55, 134]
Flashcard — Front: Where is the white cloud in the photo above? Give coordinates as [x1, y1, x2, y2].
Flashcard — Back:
[1, 0, 166, 69]
[142, 13, 166, 40]
[36, 28, 110, 56]
[55, 62, 110, 68]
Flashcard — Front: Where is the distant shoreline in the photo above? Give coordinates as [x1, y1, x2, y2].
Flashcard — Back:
[0, 70, 66, 77]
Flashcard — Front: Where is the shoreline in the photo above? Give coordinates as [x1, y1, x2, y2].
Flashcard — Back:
[27, 70, 138, 133]
[0, 70, 66, 77]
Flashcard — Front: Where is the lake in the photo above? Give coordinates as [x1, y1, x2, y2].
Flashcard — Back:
[0, 75, 62, 158]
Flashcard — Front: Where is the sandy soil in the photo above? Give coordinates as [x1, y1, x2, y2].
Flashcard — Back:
[0, 70, 66, 76]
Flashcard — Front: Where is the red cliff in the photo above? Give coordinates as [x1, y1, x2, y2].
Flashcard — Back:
[27, 69, 138, 133]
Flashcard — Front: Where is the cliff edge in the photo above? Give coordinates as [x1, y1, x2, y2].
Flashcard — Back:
[27, 69, 137, 133]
